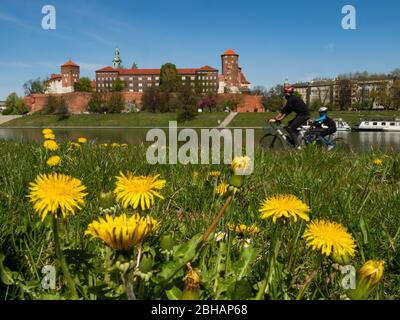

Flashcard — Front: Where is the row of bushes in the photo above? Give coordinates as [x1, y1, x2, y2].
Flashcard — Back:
[1, 93, 29, 115]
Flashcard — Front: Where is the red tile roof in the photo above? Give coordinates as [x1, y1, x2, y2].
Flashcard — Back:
[199, 65, 218, 71]
[62, 60, 79, 67]
[50, 74, 62, 79]
[222, 49, 239, 56]
[97, 66, 117, 72]
[240, 72, 250, 84]
[96, 66, 218, 75]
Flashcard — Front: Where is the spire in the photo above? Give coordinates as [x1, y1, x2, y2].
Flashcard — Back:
[113, 48, 123, 68]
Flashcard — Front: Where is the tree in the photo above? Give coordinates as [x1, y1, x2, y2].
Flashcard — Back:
[41, 95, 69, 117]
[197, 95, 217, 112]
[107, 92, 125, 113]
[2, 93, 28, 115]
[88, 92, 107, 113]
[159, 63, 180, 92]
[141, 87, 170, 112]
[250, 86, 267, 96]
[390, 80, 400, 109]
[112, 78, 125, 92]
[23, 78, 47, 95]
[74, 77, 93, 92]
[131, 62, 138, 69]
[336, 80, 353, 110]
[264, 85, 285, 112]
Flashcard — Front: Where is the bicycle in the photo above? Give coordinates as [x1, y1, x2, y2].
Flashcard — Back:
[259, 120, 351, 151]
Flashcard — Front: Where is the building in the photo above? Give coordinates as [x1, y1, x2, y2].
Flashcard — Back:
[96, 48, 252, 95]
[45, 60, 80, 94]
[218, 49, 251, 94]
[96, 66, 219, 94]
[293, 77, 395, 109]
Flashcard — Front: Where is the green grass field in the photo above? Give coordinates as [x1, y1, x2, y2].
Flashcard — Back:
[229, 111, 400, 127]
[0, 112, 228, 128]
[2, 111, 399, 129]
[0, 136, 399, 300]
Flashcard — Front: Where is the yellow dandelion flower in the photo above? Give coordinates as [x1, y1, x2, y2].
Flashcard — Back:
[44, 133, 56, 140]
[78, 137, 87, 144]
[114, 172, 166, 210]
[100, 143, 108, 148]
[43, 140, 59, 151]
[120, 144, 128, 148]
[231, 156, 251, 173]
[216, 182, 229, 197]
[28, 173, 87, 220]
[112, 143, 121, 148]
[42, 128, 53, 135]
[192, 171, 199, 178]
[70, 142, 81, 149]
[359, 260, 384, 286]
[259, 194, 311, 223]
[303, 220, 356, 258]
[208, 171, 221, 177]
[85, 213, 158, 250]
[227, 223, 260, 235]
[46, 155, 61, 167]
[373, 159, 383, 166]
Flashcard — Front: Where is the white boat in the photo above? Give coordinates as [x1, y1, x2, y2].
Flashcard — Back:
[352, 118, 400, 132]
[334, 118, 352, 131]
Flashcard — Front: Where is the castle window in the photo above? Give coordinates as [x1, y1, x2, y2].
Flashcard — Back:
[139, 89, 143, 93]
[139, 83, 143, 87]
[138, 77, 142, 81]
[147, 77, 152, 81]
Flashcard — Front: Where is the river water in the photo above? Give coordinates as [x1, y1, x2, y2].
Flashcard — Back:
[0, 128, 399, 152]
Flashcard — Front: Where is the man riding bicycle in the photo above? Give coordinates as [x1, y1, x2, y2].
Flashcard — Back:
[269, 85, 310, 148]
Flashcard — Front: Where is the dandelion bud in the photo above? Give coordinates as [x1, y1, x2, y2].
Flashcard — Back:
[359, 260, 384, 286]
[160, 234, 175, 251]
[229, 175, 244, 188]
[139, 252, 154, 273]
[348, 260, 385, 300]
[181, 263, 200, 300]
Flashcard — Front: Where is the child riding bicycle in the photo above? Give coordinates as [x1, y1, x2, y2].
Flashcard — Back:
[306, 107, 337, 148]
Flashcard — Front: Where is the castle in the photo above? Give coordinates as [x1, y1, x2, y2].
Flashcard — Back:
[95, 48, 251, 95]
[45, 49, 251, 96]
[45, 60, 80, 94]
[26, 49, 262, 113]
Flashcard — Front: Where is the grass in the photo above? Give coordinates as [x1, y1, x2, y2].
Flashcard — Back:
[0, 139, 399, 300]
[0, 112, 228, 128]
[229, 111, 400, 127]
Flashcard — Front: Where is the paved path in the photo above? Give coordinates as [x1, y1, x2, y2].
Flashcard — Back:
[0, 115, 22, 125]
[219, 112, 238, 128]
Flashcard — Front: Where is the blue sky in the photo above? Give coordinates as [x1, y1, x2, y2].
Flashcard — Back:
[0, 0, 399, 100]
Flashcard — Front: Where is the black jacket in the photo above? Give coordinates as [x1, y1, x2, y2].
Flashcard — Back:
[281, 95, 310, 117]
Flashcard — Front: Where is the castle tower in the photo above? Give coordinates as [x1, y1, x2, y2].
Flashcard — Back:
[221, 49, 240, 88]
[61, 60, 80, 92]
[113, 48, 123, 68]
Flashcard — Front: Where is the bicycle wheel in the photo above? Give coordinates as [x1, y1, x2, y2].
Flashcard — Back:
[259, 134, 286, 150]
[332, 137, 353, 153]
